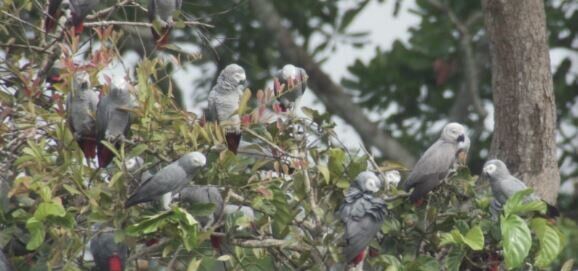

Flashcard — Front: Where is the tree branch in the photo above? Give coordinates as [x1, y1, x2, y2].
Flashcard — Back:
[248, 0, 416, 166]
[83, 20, 213, 28]
[230, 238, 310, 252]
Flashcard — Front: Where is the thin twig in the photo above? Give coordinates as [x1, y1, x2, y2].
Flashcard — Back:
[83, 20, 214, 28]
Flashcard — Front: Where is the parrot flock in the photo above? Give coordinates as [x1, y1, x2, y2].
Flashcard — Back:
[0, 1, 561, 270]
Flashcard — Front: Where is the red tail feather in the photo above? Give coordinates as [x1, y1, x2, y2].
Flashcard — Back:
[225, 132, 241, 154]
[414, 198, 426, 207]
[97, 143, 115, 168]
[73, 21, 84, 35]
[108, 255, 123, 271]
[152, 27, 171, 47]
[351, 249, 366, 265]
[78, 138, 97, 159]
[210, 235, 222, 251]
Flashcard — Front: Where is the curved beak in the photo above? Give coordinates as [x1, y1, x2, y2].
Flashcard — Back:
[457, 134, 465, 142]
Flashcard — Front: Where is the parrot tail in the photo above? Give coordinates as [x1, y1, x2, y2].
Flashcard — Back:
[45, 10, 61, 33]
[152, 27, 171, 47]
[78, 138, 97, 159]
[210, 234, 223, 252]
[351, 249, 366, 265]
[225, 132, 241, 154]
[278, 103, 288, 112]
[70, 13, 84, 35]
[108, 255, 123, 271]
[97, 142, 116, 168]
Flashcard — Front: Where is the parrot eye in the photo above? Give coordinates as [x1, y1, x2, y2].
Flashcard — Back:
[484, 164, 497, 175]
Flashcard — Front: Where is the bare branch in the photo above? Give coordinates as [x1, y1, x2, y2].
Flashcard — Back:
[248, 0, 416, 166]
[83, 20, 213, 28]
[230, 239, 310, 252]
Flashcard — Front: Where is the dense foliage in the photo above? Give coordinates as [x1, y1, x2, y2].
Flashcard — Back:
[0, 0, 576, 270]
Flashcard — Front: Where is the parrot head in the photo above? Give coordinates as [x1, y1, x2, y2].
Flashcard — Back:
[482, 159, 510, 180]
[441, 122, 467, 144]
[355, 171, 382, 193]
[186, 152, 207, 168]
[72, 71, 91, 92]
[218, 64, 247, 89]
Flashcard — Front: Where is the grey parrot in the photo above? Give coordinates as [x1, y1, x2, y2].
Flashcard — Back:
[482, 159, 559, 218]
[177, 185, 226, 252]
[66, 71, 99, 159]
[0, 249, 14, 271]
[95, 80, 134, 168]
[273, 64, 308, 112]
[125, 152, 206, 208]
[148, 0, 182, 47]
[177, 185, 224, 228]
[206, 64, 247, 154]
[337, 171, 388, 266]
[45, 0, 100, 34]
[90, 230, 129, 271]
[402, 122, 470, 203]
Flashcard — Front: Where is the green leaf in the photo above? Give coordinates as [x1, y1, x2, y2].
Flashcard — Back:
[503, 188, 546, 216]
[187, 258, 202, 271]
[33, 201, 66, 221]
[501, 214, 531, 269]
[444, 248, 465, 271]
[530, 218, 562, 268]
[463, 225, 484, 251]
[328, 148, 346, 178]
[439, 229, 464, 247]
[25, 217, 45, 250]
[317, 165, 330, 184]
[125, 211, 173, 235]
[560, 259, 575, 271]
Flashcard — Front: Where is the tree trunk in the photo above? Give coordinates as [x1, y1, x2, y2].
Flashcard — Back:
[248, 0, 416, 166]
[482, 0, 560, 203]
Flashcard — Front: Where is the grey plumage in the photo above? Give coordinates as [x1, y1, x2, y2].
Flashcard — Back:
[125, 152, 206, 208]
[482, 159, 559, 217]
[177, 186, 224, 228]
[66, 71, 99, 159]
[402, 122, 469, 202]
[274, 64, 308, 112]
[0, 249, 14, 271]
[337, 171, 388, 265]
[207, 64, 247, 153]
[44, 0, 100, 33]
[147, 0, 182, 45]
[95, 80, 134, 168]
[90, 230, 128, 271]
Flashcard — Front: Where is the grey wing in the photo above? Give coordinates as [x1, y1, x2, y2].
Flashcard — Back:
[179, 186, 223, 224]
[0, 250, 14, 271]
[70, 0, 99, 18]
[206, 93, 220, 123]
[147, 0, 156, 22]
[66, 94, 75, 133]
[342, 216, 381, 262]
[403, 141, 456, 198]
[501, 176, 530, 198]
[88, 89, 99, 112]
[95, 96, 110, 142]
[126, 163, 187, 207]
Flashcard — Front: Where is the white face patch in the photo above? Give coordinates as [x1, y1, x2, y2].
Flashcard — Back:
[365, 178, 380, 192]
[282, 65, 297, 78]
[385, 170, 401, 186]
[233, 72, 246, 83]
[190, 152, 207, 167]
[484, 164, 497, 175]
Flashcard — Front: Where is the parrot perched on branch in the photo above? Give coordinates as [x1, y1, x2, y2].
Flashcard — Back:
[206, 64, 247, 154]
[402, 122, 470, 203]
[482, 159, 559, 218]
[66, 71, 99, 160]
[95, 79, 135, 168]
[90, 230, 128, 271]
[147, 0, 182, 47]
[338, 171, 388, 267]
[125, 152, 206, 208]
[45, 0, 100, 35]
[273, 64, 308, 113]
